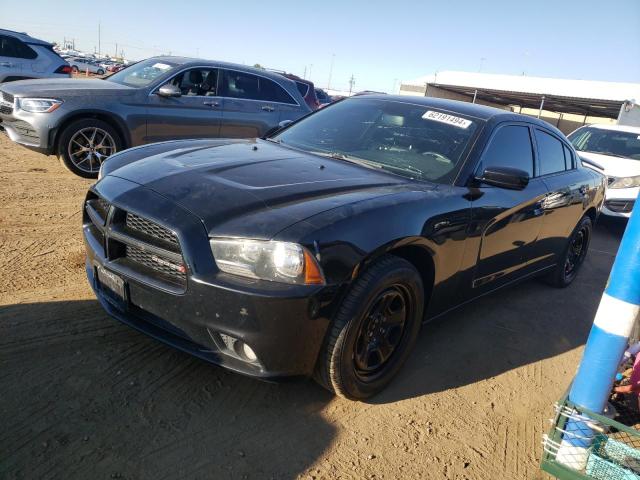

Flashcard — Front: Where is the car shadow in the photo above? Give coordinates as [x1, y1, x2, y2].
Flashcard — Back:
[0, 299, 334, 480]
[370, 217, 627, 404]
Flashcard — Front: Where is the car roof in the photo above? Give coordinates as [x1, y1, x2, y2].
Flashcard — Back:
[0, 28, 52, 46]
[348, 94, 563, 130]
[586, 123, 640, 135]
[150, 56, 300, 85]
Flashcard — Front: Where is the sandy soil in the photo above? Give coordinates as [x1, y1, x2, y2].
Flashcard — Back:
[0, 133, 626, 479]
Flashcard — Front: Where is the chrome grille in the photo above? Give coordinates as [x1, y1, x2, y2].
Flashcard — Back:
[0, 91, 13, 115]
[1, 91, 14, 103]
[126, 212, 179, 247]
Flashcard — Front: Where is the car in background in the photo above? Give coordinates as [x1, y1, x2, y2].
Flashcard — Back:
[0, 56, 310, 177]
[85, 96, 605, 399]
[568, 124, 640, 218]
[67, 57, 106, 75]
[315, 88, 332, 106]
[0, 29, 71, 82]
[107, 63, 124, 73]
[282, 73, 319, 110]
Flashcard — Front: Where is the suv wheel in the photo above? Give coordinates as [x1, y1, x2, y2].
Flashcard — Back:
[71, 65, 79, 73]
[546, 215, 592, 288]
[57, 118, 122, 178]
[97, 69, 105, 75]
[314, 255, 424, 400]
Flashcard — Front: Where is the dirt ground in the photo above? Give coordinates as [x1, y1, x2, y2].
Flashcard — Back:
[0, 133, 627, 479]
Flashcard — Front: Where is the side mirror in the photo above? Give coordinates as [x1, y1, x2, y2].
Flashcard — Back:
[476, 166, 529, 190]
[262, 120, 294, 139]
[157, 83, 182, 98]
[278, 119, 293, 129]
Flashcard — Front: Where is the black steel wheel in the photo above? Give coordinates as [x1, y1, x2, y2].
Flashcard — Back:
[546, 215, 592, 288]
[314, 255, 424, 400]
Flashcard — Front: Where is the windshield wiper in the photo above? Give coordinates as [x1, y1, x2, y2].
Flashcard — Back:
[310, 151, 384, 170]
[377, 163, 425, 178]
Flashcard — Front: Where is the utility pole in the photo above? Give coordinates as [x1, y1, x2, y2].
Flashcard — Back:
[303, 65, 307, 79]
[98, 22, 101, 56]
[348, 74, 355, 96]
[327, 54, 335, 90]
[115, 43, 118, 58]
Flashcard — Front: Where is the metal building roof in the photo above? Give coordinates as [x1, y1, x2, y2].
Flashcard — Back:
[401, 71, 640, 118]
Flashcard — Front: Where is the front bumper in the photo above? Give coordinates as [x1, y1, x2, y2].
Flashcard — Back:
[601, 186, 638, 218]
[84, 176, 337, 379]
[0, 105, 53, 154]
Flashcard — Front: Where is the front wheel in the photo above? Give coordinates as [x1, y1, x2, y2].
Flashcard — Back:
[97, 69, 104, 75]
[546, 215, 592, 288]
[57, 118, 122, 178]
[314, 255, 424, 400]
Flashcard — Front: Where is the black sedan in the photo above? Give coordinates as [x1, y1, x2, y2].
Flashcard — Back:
[83, 96, 605, 399]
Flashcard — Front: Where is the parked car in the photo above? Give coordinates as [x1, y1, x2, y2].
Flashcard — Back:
[0, 28, 71, 82]
[282, 73, 319, 110]
[315, 88, 332, 105]
[568, 124, 640, 218]
[67, 57, 105, 75]
[107, 63, 124, 73]
[84, 96, 605, 399]
[0, 56, 310, 177]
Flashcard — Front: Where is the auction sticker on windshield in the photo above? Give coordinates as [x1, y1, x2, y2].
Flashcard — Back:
[152, 63, 173, 71]
[422, 110, 473, 129]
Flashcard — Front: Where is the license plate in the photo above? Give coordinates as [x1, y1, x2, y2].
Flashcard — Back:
[96, 265, 126, 302]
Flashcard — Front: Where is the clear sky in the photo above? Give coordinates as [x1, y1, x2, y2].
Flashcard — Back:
[2, 0, 638, 92]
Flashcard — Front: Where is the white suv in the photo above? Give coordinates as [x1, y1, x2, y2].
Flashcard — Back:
[0, 29, 71, 83]
[568, 124, 640, 218]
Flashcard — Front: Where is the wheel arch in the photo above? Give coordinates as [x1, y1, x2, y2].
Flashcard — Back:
[52, 111, 131, 154]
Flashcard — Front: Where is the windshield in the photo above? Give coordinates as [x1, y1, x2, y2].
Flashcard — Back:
[106, 58, 178, 88]
[568, 127, 640, 160]
[273, 98, 480, 183]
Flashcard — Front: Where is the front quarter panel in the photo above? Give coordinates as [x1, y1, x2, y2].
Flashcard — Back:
[275, 186, 472, 318]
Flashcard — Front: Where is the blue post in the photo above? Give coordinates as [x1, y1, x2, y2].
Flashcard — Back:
[557, 196, 640, 469]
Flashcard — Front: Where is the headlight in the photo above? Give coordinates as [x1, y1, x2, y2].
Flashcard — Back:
[210, 238, 324, 285]
[609, 175, 640, 189]
[17, 98, 62, 113]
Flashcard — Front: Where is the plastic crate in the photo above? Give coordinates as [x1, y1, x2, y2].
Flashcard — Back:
[542, 396, 640, 479]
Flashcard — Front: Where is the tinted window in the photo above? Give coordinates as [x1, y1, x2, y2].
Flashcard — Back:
[295, 81, 309, 97]
[481, 125, 533, 177]
[274, 98, 480, 184]
[563, 144, 574, 170]
[170, 68, 218, 96]
[0, 35, 37, 59]
[223, 70, 295, 104]
[536, 130, 566, 175]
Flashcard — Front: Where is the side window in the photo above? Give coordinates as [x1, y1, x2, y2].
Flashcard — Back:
[295, 81, 309, 97]
[221, 70, 296, 104]
[480, 125, 534, 177]
[563, 144, 574, 170]
[261, 77, 296, 104]
[222, 70, 261, 100]
[0, 36, 37, 59]
[171, 68, 218, 96]
[536, 130, 566, 176]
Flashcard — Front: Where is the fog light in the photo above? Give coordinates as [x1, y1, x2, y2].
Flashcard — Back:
[218, 332, 237, 351]
[239, 342, 257, 362]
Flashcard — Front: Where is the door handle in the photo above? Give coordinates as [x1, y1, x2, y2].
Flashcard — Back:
[0, 62, 13, 67]
[203, 100, 219, 107]
[261, 105, 275, 112]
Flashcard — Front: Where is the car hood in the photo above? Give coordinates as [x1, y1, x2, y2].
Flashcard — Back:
[0, 78, 134, 97]
[579, 151, 640, 178]
[107, 139, 419, 238]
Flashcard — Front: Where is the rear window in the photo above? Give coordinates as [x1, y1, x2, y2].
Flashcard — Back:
[295, 81, 309, 97]
[0, 35, 37, 60]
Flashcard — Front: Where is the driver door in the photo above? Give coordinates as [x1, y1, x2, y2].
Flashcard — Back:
[469, 123, 548, 292]
[145, 67, 223, 143]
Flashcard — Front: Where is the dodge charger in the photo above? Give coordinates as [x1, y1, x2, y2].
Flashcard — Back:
[83, 96, 605, 399]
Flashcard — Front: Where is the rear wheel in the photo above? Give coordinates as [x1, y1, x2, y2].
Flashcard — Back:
[314, 255, 424, 400]
[97, 69, 105, 75]
[546, 215, 592, 288]
[71, 65, 79, 73]
[57, 118, 122, 178]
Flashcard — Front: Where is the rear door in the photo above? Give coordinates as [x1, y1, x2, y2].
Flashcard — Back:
[534, 128, 592, 265]
[219, 69, 297, 138]
[0, 35, 28, 80]
[470, 123, 548, 291]
[145, 67, 222, 142]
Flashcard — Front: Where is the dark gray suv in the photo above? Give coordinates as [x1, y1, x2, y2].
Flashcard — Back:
[0, 57, 310, 177]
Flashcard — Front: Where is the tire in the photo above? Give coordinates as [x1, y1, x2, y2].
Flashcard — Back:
[71, 65, 79, 73]
[314, 255, 424, 400]
[97, 69, 105, 75]
[57, 118, 122, 178]
[546, 215, 592, 288]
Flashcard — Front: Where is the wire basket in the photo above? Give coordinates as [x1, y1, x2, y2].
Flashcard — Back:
[542, 396, 640, 479]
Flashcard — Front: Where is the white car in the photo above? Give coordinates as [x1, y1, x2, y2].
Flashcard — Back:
[568, 124, 640, 218]
[67, 57, 105, 75]
[0, 29, 71, 82]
